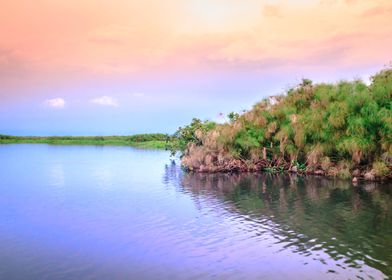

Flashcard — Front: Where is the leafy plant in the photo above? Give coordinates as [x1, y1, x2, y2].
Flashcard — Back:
[179, 66, 392, 179]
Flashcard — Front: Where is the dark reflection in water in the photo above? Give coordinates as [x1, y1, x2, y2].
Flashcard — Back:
[165, 161, 392, 279]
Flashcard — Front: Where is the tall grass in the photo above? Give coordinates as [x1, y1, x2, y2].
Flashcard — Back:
[177, 68, 392, 180]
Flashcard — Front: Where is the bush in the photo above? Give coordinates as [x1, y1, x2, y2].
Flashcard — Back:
[372, 160, 390, 177]
[179, 66, 392, 178]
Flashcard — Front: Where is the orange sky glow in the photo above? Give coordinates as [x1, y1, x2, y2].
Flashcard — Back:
[0, 0, 391, 134]
[1, 0, 391, 83]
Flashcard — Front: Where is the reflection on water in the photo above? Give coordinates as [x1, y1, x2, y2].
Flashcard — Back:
[0, 145, 391, 280]
[166, 161, 392, 279]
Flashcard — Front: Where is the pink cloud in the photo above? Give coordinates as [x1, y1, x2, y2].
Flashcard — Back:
[91, 96, 119, 107]
[45, 98, 66, 109]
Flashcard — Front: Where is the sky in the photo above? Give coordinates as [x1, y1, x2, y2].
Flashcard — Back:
[0, 0, 391, 136]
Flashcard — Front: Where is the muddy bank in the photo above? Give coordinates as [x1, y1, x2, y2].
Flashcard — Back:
[181, 146, 392, 182]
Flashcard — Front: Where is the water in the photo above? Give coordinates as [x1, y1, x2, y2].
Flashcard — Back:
[0, 144, 391, 280]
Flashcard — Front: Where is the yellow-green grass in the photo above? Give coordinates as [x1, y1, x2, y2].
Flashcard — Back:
[0, 135, 172, 150]
[175, 67, 392, 180]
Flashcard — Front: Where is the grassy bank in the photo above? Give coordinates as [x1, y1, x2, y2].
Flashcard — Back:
[174, 67, 392, 181]
[0, 134, 171, 149]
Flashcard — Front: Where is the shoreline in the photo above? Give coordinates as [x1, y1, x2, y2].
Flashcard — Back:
[184, 168, 392, 182]
[0, 134, 172, 149]
[0, 140, 169, 149]
[182, 159, 392, 182]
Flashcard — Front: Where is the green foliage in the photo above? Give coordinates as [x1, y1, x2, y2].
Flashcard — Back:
[180, 67, 392, 178]
[228, 112, 240, 123]
[0, 134, 171, 150]
[126, 133, 169, 142]
[0, 134, 15, 140]
[301, 78, 313, 86]
[264, 166, 284, 174]
[169, 118, 216, 154]
[372, 160, 390, 177]
[293, 160, 306, 172]
[234, 129, 261, 158]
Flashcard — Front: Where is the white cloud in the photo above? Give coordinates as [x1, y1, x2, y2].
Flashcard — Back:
[91, 96, 119, 107]
[132, 92, 145, 97]
[45, 98, 65, 109]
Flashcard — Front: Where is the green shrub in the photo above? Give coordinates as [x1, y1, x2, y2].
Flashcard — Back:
[372, 160, 390, 177]
[179, 66, 392, 178]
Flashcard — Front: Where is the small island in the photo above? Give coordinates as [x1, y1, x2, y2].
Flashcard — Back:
[3, 68, 391, 182]
[174, 68, 392, 182]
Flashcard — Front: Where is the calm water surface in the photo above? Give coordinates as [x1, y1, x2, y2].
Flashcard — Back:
[0, 144, 391, 279]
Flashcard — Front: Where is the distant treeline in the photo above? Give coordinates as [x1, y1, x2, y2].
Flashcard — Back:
[0, 134, 173, 149]
[0, 133, 169, 141]
[173, 67, 392, 181]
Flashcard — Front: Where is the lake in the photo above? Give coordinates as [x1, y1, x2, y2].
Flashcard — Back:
[0, 144, 391, 279]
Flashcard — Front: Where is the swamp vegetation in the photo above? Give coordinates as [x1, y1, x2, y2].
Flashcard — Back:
[173, 68, 392, 181]
[2, 68, 391, 180]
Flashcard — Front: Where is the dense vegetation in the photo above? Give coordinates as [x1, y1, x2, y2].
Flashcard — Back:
[176, 68, 392, 180]
[0, 134, 172, 149]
